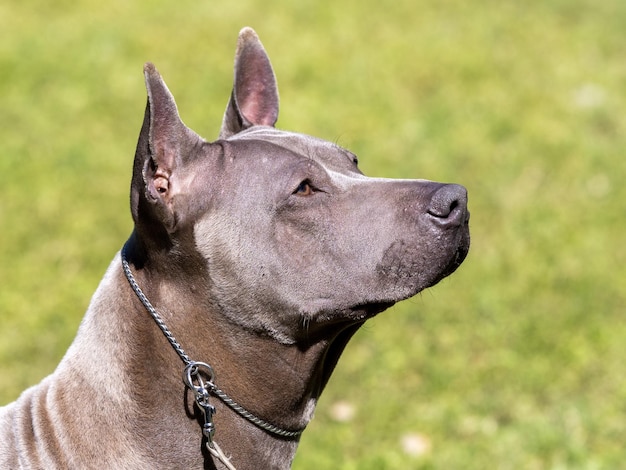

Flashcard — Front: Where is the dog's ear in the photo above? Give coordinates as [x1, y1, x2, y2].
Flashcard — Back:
[131, 63, 200, 232]
[219, 27, 279, 139]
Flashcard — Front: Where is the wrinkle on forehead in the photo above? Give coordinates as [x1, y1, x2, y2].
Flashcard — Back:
[228, 127, 358, 170]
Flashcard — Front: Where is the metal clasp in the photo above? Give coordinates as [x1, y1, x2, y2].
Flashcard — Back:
[197, 389, 216, 443]
[183, 362, 217, 445]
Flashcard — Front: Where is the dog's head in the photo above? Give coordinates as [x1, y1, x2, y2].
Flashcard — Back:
[129, 28, 469, 344]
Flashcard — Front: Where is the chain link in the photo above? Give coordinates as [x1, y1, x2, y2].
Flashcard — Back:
[121, 249, 192, 365]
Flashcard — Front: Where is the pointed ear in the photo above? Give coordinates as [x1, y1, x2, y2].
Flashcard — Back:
[131, 62, 197, 229]
[219, 27, 279, 139]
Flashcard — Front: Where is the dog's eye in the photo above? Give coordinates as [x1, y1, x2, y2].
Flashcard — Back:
[294, 180, 314, 196]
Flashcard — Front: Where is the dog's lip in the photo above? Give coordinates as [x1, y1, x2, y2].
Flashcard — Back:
[302, 300, 396, 334]
[353, 301, 395, 313]
[348, 301, 396, 321]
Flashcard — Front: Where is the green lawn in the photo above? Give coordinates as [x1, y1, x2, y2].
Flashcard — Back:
[1, 0, 625, 468]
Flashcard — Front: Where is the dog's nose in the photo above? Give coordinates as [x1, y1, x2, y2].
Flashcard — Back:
[427, 184, 469, 225]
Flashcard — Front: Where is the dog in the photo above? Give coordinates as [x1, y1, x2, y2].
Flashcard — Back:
[0, 27, 469, 469]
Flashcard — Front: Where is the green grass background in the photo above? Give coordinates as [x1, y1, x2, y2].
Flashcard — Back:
[1, 0, 625, 468]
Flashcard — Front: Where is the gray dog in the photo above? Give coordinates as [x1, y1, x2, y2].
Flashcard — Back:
[0, 27, 469, 469]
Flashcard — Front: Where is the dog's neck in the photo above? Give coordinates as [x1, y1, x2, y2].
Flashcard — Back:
[83, 246, 358, 469]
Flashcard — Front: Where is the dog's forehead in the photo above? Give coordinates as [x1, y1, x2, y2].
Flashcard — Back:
[227, 127, 358, 170]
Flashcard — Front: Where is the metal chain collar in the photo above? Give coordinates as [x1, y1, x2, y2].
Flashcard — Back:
[120, 246, 306, 451]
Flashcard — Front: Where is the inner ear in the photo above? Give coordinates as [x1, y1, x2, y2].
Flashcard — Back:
[154, 174, 169, 194]
[145, 157, 171, 201]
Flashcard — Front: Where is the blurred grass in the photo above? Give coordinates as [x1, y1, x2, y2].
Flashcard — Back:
[1, 0, 625, 468]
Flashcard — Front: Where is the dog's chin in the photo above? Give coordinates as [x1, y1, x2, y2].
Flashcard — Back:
[297, 239, 469, 343]
[351, 243, 469, 322]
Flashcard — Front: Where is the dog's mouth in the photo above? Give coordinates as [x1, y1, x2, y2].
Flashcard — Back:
[299, 300, 396, 343]
[438, 229, 471, 281]
[296, 228, 469, 344]
[349, 301, 396, 321]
